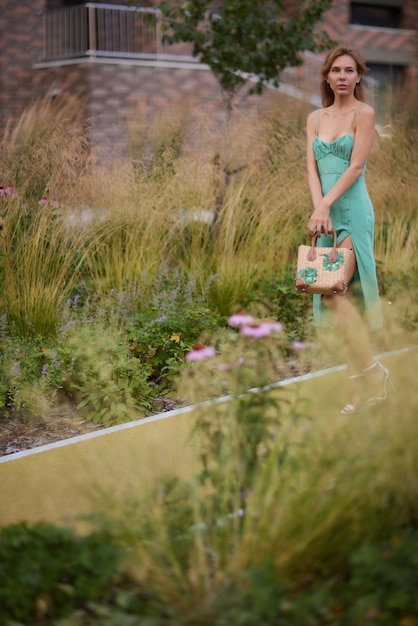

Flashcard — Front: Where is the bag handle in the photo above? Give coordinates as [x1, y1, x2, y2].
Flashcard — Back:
[307, 229, 339, 263]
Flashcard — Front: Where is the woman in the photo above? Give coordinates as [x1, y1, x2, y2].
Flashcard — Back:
[306, 45, 393, 414]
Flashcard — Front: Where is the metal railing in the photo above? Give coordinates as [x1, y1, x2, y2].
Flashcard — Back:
[41, 3, 164, 62]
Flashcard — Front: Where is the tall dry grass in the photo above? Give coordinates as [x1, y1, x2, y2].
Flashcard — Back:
[0, 98, 93, 335]
[0, 88, 417, 335]
[0, 199, 87, 336]
[0, 96, 91, 203]
[369, 121, 418, 275]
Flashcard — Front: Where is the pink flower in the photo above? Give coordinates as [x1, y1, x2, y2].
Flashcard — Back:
[185, 343, 216, 362]
[240, 323, 272, 338]
[264, 320, 284, 333]
[5, 184, 18, 198]
[228, 311, 254, 327]
[292, 340, 313, 350]
[39, 196, 48, 206]
[240, 320, 284, 338]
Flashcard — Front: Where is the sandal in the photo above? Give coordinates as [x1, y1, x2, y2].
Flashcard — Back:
[340, 372, 363, 415]
[340, 361, 396, 415]
[363, 360, 397, 408]
[340, 403, 362, 415]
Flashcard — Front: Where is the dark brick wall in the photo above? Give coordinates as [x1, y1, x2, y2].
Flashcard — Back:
[402, 0, 418, 79]
[0, 0, 46, 130]
[401, 0, 418, 30]
[33, 59, 245, 158]
[33, 61, 91, 122]
[321, 0, 350, 42]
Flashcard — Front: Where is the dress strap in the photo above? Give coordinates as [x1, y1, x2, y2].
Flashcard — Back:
[349, 104, 361, 132]
[315, 109, 321, 136]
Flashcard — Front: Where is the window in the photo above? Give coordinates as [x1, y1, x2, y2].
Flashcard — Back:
[47, 0, 80, 7]
[350, 2, 402, 28]
[367, 63, 405, 88]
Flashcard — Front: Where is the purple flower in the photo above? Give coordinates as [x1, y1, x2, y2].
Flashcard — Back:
[228, 311, 254, 327]
[240, 323, 272, 338]
[240, 319, 283, 338]
[185, 343, 216, 362]
[1, 184, 18, 198]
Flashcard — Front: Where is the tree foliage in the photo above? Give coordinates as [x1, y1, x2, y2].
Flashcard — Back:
[156, 0, 334, 107]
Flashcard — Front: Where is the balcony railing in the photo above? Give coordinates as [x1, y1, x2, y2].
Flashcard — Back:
[41, 2, 193, 62]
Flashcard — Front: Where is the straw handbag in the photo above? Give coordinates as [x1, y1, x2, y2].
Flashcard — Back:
[295, 230, 355, 295]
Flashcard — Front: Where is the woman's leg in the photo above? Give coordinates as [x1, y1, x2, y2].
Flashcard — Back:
[322, 235, 376, 411]
[323, 291, 376, 411]
[323, 291, 375, 373]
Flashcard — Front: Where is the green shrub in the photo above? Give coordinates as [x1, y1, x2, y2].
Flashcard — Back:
[60, 322, 154, 424]
[127, 276, 223, 388]
[203, 532, 418, 626]
[250, 270, 314, 340]
[3, 524, 418, 625]
[0, 327, 62, 415]
[342, 531, 418, 625]
[0, 522, 120, 624]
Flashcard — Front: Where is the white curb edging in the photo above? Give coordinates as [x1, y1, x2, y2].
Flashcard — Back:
[1, 345, 416, 464]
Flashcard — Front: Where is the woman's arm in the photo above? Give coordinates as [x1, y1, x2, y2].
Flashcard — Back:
[306, 111, 330, 230]
[306, 110, 324, 208]
[307, 104, 375, 236]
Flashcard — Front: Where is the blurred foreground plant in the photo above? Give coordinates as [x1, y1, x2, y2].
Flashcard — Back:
[2, 313, 418, 625]
[91, 312, 306, 598]
[0, 522, 121, 625]
[88, 319, 418, 624]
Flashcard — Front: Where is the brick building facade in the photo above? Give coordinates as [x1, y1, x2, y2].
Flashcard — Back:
[1, 0, 417, 156]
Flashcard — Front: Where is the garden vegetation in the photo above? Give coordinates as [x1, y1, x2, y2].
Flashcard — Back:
[0, 86, 417, 624]
[0, 90, 416, 423]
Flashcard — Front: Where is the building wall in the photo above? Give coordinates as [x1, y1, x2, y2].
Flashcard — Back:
[1, 0, 417, 157]
[0, 0, 45, 130]
[402, 0, 418, 78]
[323, 0, 417, 80]
[33, 58, 230, 158]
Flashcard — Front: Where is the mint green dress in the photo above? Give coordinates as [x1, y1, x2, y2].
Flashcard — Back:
[312, 108, 383, 329]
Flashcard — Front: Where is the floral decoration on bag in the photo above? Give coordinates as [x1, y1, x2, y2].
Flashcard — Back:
[297, 267, 318, 284]
[322, 252, 345, 271]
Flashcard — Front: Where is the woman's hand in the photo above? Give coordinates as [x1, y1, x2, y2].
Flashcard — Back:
[307, 200, 333, 237]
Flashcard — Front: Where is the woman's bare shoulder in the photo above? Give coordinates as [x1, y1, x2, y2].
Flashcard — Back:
[356, 102, 375, 121]
[307, 108, 321, 129]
